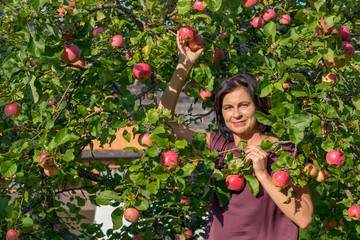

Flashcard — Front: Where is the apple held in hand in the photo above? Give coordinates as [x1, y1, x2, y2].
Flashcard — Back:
[348, 205, 360, 220]
[272, 171, 290, 187]
[60, 45, 81, 63]
[132, 63, 151, 82]
[110, 35, 124, 48]
[138, 133, 155, 147]
[304, 163, 318, 178]
[279, 14, 291, 25]
[124, 208, 140, 223]
[252, 17, 265, 28]
[4, 103, 20, 117]
[180, 197, 191, 206]
[160, 151, 179, 169]
[179, 26, 195, 42]
[322, 73, 337, 84]
[326, 150, 345, 168]
[226, 174, 245, 191]
[263, 9, 276, 21]
[187, 34, 204, 52]
[199, 90, 212, 101]
[241, 0, 259, 8]
[6, 229, 20, 240]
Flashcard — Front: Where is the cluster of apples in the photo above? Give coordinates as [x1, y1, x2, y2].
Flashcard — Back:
[252, 8, 291, 28]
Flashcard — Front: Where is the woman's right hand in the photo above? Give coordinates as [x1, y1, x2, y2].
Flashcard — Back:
[177, 31, 204, 67]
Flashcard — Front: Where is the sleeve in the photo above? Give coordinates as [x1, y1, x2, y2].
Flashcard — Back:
[209, 132, 226, 152]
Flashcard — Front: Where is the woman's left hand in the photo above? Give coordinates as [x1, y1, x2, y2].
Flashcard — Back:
[244, 145, 269, 180]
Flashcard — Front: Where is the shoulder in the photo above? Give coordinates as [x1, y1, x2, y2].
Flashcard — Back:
[209, 132, 231, 152]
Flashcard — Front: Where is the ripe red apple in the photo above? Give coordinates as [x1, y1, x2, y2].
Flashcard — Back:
[323, 220, 337, 230]
[160, 151, 179, 169]
[282, 82, 290, 89]
[47, 98, 57, 107]
[322, 73, 337, 84]
[279, 14, 291, 25]
[92, 27, 107, 38]
[133, 237, 143, 240]
[240, 0, 259, 8]
[339, 41, 355, 61]
[212, 48, 225, 64]
[193, 0, 206, 13]
[252, 17, 265, 28]
[124, 208, 140, 223]
[324, 58, 345, 68]
[316, 19, 333, 35]
[305, 7, 312, 10]
[226, 174, 245, 191]
[31, 60, 35, 66]
[272, 171, 290, 187]
[348, 205, 360, 220]
[263, 9, 276, 21]
[326, 150, 345, 168]
[6, 229, 19, 240]
[38, 153, 54, 168]
[334, 25, 350, 40]
[184, 230, 193, 239]
[199, 90, 212, 101]
[132, 63, 151, 82]
[187, 34, 204, 52]
[315, 168, 328, 182]
[70, 60, 85, 70]
[110, 35, 124, 48]
[180, 197, 191, 206]
[60, 45, 81, 63]
[138, 133, 155, 147]
[4, 103, 20, 117]
[304, 163, 318, 178]
[179, 26, 195, 42]
[218, 33, 226, 40]
[44, 165, 58, 177]
[184, 81, 201, 96]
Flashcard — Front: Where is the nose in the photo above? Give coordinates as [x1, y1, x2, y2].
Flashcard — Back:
[233, 107, 242, 119]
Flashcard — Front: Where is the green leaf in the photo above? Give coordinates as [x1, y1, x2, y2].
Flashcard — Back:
[96, 190, 121, 205]
[28, 32, 45, 57]
[260, 140, 273, 151]
[287, 114, 312, 131]
[237, 140, 248, 150]
[0, 198, 9, 219]
[283, 187, 293, 204]
[63, 149, 75, 162]
[243, 175, 259, 196]
[123, 129, 131, 143]
[145, 146, 158, 157]
[177, 0, 192, 14]
[145, 0, 156, 12]
[111, 207, 123, 230]
[289, 128, 304, 145]
[174, 139, 188, 149]
[214, 180, 230, 207]
[49, 128, 80, 150]
[205, 0, 222, 12]
[77, 105, 88, 117]
[263, 21, 276, 42]
[22, 217, 34, 228]
[135, 198, 150, 211]
[321, 140, 334, 152]
[1, 161, 17, 178]
[146, 180, 160, 194]
[212, 169, 224, 181]
[150, 166, 170, 180]
[29, 75, 41, 103]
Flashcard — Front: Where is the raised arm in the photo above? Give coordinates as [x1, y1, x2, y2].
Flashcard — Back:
[158, 31, 210, 145]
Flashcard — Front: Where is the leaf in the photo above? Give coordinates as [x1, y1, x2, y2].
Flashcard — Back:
[111, 207, 123, 230]
[287, 114, 312, 131]
[49, 128, 80, 150]
[263, 21, 276, 42]
[22, 217, 34, 228]
[321, 140, 334, 152]
[212, 169, 224, 181]
[28, 32, 45, 57]
[214, 180, 230, 207]
[1, 161, 17, 178]
[289, 128, 304, 145]
[96, 190, 120, 205]
[122, 129, 131, 143]
[237, 140, 248, 150]
[63, 149, 75, 162]
[205, 0, 223, 12]
[283, 187, 293, 204]
[29, 75, 41, 103]
[145, 146, 158, 157]
[243, 175, 259, 196]
[150, 166, 170, 180]
[135, 198, 150, 211]
[146, 180, 160, 194]
[145, 0, 156, 12]
[174, 139, 188, 149]
[260, 140, 273, 151]
[177, 0, 192, 14]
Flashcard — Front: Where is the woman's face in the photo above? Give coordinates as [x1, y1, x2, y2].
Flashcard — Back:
[221, 86, 259, 139]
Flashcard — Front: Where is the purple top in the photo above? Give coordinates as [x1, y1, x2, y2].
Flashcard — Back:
[204, 132, 299, 240]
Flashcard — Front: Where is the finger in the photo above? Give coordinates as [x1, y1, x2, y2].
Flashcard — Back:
[244, 146, 261, 154]
[195, 47, 204, 56]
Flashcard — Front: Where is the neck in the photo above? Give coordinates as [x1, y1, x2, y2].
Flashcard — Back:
[233, 130, 265, 146]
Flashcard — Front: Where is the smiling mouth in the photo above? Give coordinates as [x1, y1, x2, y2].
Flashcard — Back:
[233, 120, 246, 125]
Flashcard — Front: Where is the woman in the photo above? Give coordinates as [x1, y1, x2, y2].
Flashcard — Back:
[158, 32, 313, 239]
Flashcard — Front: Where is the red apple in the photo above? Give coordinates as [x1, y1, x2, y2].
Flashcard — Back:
[124, 208, 140, 223]
[179, 26, 195, 42]
[60, 45, 81, 63]
[316, 19, 333, 35]
[31, 60, 35, 66]
[160, 151, 179, 169]
[252, 17, 265, 28]
[339, 41, 355, 61]
[146, 91, 154, 100]
[272, 171, 290, 187]
[184, 230, 193, 239]
[132, 63, 151, 82]
[324, 58, 345, 68]
[212, 48, 225, 64]
[47, 98, 57, 107]
[263, 9, 276, 21]
[348, 205, 360, 220]
[70, 60, 85, 70]
[199, 90, 212, 101]
[240, 0, 259, 8]
[282, 82, 290, 89]
[44, 165, 58, 177]
[110, 35, 124, 48]
[279, 15, 291, 25]
[193, 0, 206, 13]
[218, 33, 226, 40]
[187, 34, 204, 52]
[92, 27, 107, 38]
[304, 163, 318, 178]
[334, 25, 350, 40]
[184, 81, 201, 96]
[6, 229, 19, 240]
[226, 174, 245, 191]
[38, 153, 54, 168]
[322, 73, 337, 84]
[180, 197, 191, 206]
[323, 220, 337, 230]
[315, 168, 328, 182]
[138, 133, 155, 147]
[4, 103, 20, 117]
[326, 150, 345, 168]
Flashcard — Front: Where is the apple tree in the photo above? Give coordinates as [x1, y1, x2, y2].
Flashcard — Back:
[0, 0, 359, 239]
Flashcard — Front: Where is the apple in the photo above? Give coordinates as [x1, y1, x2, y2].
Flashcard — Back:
[44, 165, 58, 177]
[133, 237, 143, 240]
[348, 205, 360, 220]
[322, 126, 327, 137]
[110, 35, 124, 48]
[126, 49, 136, 60]
[323, 220, 337, 230]
[11, 121, 19, 128]
[316, 19, 333, 35]
[70, 60, 85, 70]
[212, 48, 225, 64]
[252, 17, 265, 28]
[193, 0, 206, 13]
[184, 230, 193, 239]
[218, 33, 226, 40]
[272, 171, 290, 187]
[334, 25, 350, 40]
[326, 150, 345, 168]
[324, 58, 345, 68]
[132, 63, 151, 82]
[6, 229, 19, 240]
[226, 174, 245, 191]
[240, 0, 259, 8]
[282, 82, 290, 89]
[184, 81, 201, 96]
[60, 45, 81, 63]
[160, 151, 179, 169]
[146, 91, 154, 100]
[263, 9, 276, 21]
[47, 98, 57, 107]
[38, 153, 54, 168]
[124, 208, 140, 223]
[179, 26, 195, 42]
[92, 27, 107, 38]
[304, 163, 318, 178]
[31, 60, 35, 66]
[58, 1, 74, 16]
[187, 34, 204, 52]
[305, 7, 312, 10]
[339, 41, 355, 61]
[322, 73, 337, 84]
[180, 197, 191, 206]
[315, 168, 328, 182]
[199, 90, 212, 101]
[138, 133, 155, 147]
[279, 14, 291, 25]
[4, 103, 20, 117]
